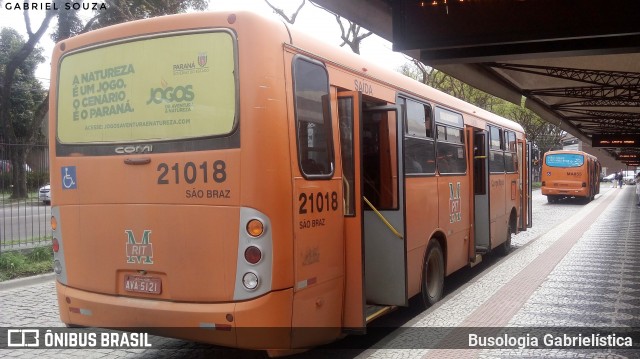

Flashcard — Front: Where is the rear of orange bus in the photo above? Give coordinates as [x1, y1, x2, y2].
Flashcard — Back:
[541, 151, 595, 203]
[49, 12, 322, 350]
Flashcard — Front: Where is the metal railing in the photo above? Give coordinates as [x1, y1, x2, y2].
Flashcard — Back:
[0, 142, 51, 253]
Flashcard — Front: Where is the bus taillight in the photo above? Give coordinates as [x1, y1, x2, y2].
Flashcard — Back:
[242, 272, 259, 290]
[246, 219, 265, 237]
[54, 260, 63, 275]
[244, 246, 262, 264]
[52, 238, 60, 253]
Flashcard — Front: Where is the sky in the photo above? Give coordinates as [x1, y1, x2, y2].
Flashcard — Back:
[0, 0, 410, 89]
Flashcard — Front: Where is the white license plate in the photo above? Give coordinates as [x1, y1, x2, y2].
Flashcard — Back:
[124, 275, 162, 294]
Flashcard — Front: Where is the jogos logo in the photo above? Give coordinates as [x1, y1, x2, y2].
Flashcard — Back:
[146, 84, 195, 104]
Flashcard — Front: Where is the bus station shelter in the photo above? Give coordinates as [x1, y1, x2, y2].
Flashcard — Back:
[311, 0, 640, 166]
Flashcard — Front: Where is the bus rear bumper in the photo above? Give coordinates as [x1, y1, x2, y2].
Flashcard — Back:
[541, 187, 589, 197]
[56, 281, 294, 349]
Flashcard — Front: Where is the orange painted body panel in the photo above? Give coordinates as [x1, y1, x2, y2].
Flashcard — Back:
[59, 204, 239, 301]
[291, 278, 344, 347]
[487, 172, 519, 248]
[51, 151, 240, 206]
[404, 177, 438, 296]
[489, 173, 507, 247]
[291, 179, 345, 290]
[437, 175, 471, 275]
[57, 282, 294, 349]
[542, 186, 590, 197]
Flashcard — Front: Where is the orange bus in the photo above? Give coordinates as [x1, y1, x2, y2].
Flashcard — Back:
[541, 150, 601, 203]
[49, 10, 532, 352]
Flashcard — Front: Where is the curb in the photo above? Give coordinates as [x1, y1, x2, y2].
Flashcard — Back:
[0, 272, 55, 291]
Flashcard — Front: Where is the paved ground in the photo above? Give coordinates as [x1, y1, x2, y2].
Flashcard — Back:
[1, 185, 639, 358]
[361, 185, 640, 358]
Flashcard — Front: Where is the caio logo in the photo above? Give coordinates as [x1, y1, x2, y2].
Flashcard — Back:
[146, 84, 194, 104]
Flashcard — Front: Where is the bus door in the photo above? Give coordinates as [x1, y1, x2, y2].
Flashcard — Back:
[473, 129, 491, 251]
[361, 104, 407, 307]
[337, 91, 365, 331]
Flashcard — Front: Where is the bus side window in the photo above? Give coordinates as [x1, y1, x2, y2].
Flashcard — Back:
[362, 116, 381, 207]
[435, 107, 466, 175]
[293, 57, 334, 178]
[488, 125, 505, 173]
[401, 96, 435, 175]
[504, 130, 517, 173]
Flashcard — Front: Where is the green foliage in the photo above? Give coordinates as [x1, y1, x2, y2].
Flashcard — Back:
[398, 60, 503, 112]
[0, 251, 27, 272]
[0, 247, 53, 281]
[27, 170, 49, 190]
[85, 0, 208, 31]
[0, 172, 10, 190]
[27, 246, 53, 262]
[0, 28, 48, 138]
[496, 105, 565, 154]
[50, 0, 85, 42]
[0, 170, 48, 191]
[0, 28, 48, 199]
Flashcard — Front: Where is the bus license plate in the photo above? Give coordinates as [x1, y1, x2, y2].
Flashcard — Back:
[124, 275, 162, 294]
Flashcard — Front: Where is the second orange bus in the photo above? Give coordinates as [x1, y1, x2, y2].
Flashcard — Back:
[541, 150, 601, 203]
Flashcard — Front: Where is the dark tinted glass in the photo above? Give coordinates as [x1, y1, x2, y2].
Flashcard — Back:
[293, 58, 333, 177]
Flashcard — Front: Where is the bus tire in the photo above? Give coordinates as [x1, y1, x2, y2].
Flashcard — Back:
[421, 239, 444, 308]
[495, 224, 512, 256]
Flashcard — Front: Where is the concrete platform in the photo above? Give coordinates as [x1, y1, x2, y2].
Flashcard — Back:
[361, 185, 640, 358]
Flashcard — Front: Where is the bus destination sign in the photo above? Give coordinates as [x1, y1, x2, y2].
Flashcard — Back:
[592, 134, 640, 148]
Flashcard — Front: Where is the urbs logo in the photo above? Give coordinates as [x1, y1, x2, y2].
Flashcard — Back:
[146, 85, 194, 104]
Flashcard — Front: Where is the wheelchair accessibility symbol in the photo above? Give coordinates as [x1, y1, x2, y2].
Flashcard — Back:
[61, 166, 77, 190]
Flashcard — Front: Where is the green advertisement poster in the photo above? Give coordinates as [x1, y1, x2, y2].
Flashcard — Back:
[57, 31, 236, 144]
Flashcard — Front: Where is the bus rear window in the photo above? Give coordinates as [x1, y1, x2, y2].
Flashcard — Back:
[545, 154, 584, 167]
[57, 31, 236, 144]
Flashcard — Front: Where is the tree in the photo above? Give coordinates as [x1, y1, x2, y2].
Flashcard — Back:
[308, 1, 373, 54]
[264, 0, 306, 24]
[266, 0, 373, 54]
[86, 0, 207, 29]
[0, 0, 208, 199]
[399, 58, 443, 88]
[399, 61, 565, 153]
[398, 60, 501, 111]
[0, 5, 57, 199]
[333, 15, 372, 54]
[502, 105, 565, 154]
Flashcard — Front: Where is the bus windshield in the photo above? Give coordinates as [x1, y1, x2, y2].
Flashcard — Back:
[57, 31, 236, 144]
[545, 153, 584, 168]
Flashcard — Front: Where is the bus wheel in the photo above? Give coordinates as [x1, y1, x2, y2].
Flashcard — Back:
[421, 239, 444, 308]
[495, 224, 512, 256]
